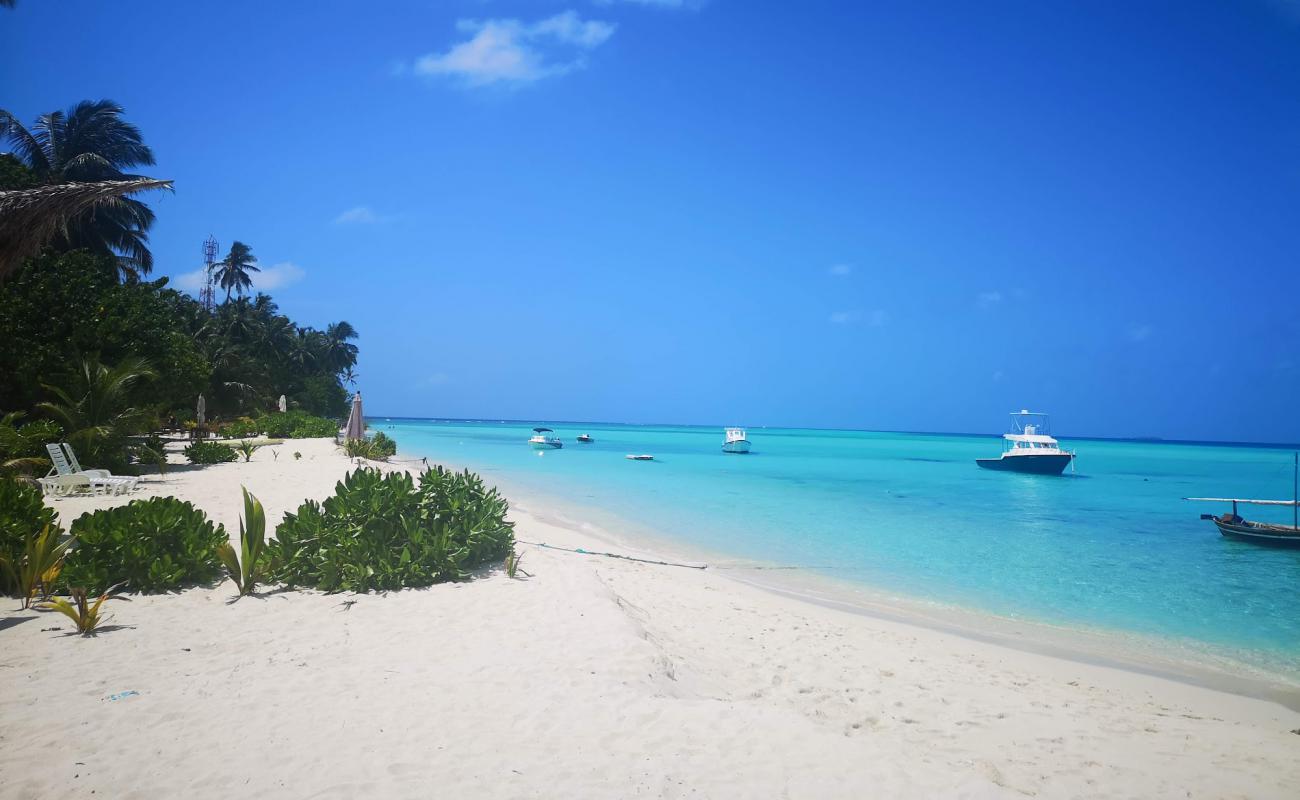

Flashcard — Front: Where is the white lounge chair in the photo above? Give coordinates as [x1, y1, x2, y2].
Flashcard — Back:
[38, 443, 138, 498]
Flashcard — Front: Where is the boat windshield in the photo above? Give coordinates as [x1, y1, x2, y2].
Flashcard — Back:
[1009, 411, 1052, 436]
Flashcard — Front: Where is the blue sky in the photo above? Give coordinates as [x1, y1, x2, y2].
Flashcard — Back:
[4, 1, 1299, 442]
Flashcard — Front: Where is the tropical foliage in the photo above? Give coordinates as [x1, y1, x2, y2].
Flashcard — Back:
[0, 411, 60, 480]
[61, 498, 227, 594]
[265, 467, 515, 593]
[343, 431, 397, 461]
[0, 100, 166, 279]
[216, 488, 268, 597]
[184, 440, 238, 464]
[39, 584, 129, 635]
[262, 410, 338, 439]
[0, 481, 60, 597]
[37, 355, 157, 473]
[1, 523, 68, 607]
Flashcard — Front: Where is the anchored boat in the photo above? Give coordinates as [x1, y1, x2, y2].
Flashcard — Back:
[528, 427, 563, 449]
[976, 410, 1075, 475]
[1187, 454, 1300, 547]
[722, 427, 751, 454]
[577, 434, 594, 443]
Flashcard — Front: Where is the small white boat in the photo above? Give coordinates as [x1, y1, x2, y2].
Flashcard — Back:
[722, 427, 751, 454]
[577, 434, 594, 443]
[976, 411, 1074, 475]
[626, 454, 654, 461]
[529, 427, 563, 449]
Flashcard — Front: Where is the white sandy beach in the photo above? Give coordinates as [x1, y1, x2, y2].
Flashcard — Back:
[2, 437, 1298, 799]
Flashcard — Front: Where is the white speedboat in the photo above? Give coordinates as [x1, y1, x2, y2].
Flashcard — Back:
[626, 454, 654, 461]
[529, 427, 563, 449]
[976, 411, 1074, 475]
[577, 434, 594, 443]
[722, 427, 751, 454]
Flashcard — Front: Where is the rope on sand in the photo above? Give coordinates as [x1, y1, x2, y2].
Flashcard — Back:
[517, 540, 708, 570]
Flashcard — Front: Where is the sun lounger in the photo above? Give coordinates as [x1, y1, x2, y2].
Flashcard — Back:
[39, 443, 138, 497]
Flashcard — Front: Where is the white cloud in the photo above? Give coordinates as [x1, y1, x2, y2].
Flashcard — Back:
[412, 11, 615, 87]
[257, 262, 306, 291]
[1128, 324, 1152, 342]
[171, 262, 305, 295]
[828, 263, 852, 277]
[335, 206, 380, 224]
[977, 290, 1003, 308]
[829, 309, 889, 326]
[596, 0, 689, 7]
[172, 268, 208, 292]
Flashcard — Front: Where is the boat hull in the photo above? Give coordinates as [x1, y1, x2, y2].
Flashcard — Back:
[1212, 518, 1300, 547]
[530, 441, 562, 450]
[722, 440, 751, 454]
[976, 453, 1072, 475]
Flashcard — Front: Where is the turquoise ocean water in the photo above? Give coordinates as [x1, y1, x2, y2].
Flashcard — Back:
[379, 419, 1300, 679]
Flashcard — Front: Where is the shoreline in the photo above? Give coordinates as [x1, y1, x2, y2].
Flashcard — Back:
[403, 443, 1300, 711]
[6, 438, 1299, 798]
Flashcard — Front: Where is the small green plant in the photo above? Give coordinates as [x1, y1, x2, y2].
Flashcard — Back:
[293, 451, 302, 461]
[216, 488, 268, 597]
[62, 498, 227, 594]
[233, 441, 262, 462]
[39, 583, 129, 635]
[505, 548, 530, 579]
[0, 480, 59, 595]
[184, 440, 238, 464]
[265, 466, 515, 593]
[133, 434, 168, 475]
[1, 524, 69, 608]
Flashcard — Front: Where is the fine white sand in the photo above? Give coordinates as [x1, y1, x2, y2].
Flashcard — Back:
[2, 437, 1298, 799]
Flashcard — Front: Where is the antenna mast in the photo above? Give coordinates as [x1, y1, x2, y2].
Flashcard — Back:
[199, 235, 219, 311]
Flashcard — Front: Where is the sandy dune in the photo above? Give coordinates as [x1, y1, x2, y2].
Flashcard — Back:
[2, 437, 1297, 799]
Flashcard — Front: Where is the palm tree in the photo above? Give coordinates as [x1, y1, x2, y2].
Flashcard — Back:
[214, 241, 260, 302]
[37, 355, 157, 468]
[324, 321, 359, 374]
[0, 100, 164, 279]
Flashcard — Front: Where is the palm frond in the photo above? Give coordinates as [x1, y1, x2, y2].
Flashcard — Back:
[0, 179, 172, 280]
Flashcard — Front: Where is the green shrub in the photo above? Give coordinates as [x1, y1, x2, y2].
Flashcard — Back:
[223, 416, 259, 438]
[62, 497, 227, 594]
[184, 440, 238, 464]
[342, 431, 397, 461]
[0, 412, 61, 479]
[266, 466, 515, 593]
[0, 480, 59, 595]
[262, 410, 336, 439]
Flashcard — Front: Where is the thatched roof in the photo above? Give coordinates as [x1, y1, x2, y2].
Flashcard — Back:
[0, 178, 173, 279]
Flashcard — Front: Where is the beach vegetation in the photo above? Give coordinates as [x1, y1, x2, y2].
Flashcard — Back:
[0, 411, 60, 481]
[293, 451, 302, 460]
[38, 584, 129, 635]
[37, 354, 158, 474]
[1, 523, 69, 608]
[0, 480, 61, 597]
[265, 466, 515, 593]
[61, 498, 226, 594]
[233, 441, 262, 462]
[262, 410, 338, 439]
[222, 416, 259, 438]
[132, 434, 169, 475]
[213, 241, 260, 303]
[505, 548, 529, 579]
[216, 488, 268, 597]
[184, 440, 238, 464]
[343, 431, 397, 461]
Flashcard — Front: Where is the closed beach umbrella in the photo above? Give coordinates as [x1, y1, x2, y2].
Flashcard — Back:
[278, 394, 287, 413]
[345, 392, 365, 441]
[196, 394, 206, 427]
